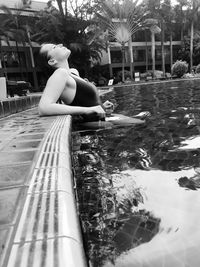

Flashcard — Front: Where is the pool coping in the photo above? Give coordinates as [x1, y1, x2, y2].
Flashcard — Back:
[1, 114, 87, 267]
[0, 94, 42, 119]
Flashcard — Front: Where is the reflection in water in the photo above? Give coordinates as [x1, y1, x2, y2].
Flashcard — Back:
[104, 169, 200, 267]
[72, 80, 200, 267]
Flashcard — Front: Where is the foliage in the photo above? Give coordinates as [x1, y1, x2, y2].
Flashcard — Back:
[195, 64, 200, 74]
[96, 0, 149, 43]
[0, 5, 29, 45]
[95, 0, 149, 81]
[32, 2, 107, 76]
[171, 60, 188, 78]
[177, 31, 200, 66]
[116, 69, 131, 80]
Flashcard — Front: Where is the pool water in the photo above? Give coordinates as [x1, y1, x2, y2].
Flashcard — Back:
[72, 81, 200, 267]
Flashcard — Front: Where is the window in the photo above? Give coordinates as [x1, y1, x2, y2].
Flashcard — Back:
[133, 49, 146, 62]
[3, 51, 27, 68]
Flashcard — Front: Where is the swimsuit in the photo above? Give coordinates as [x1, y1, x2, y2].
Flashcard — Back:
[70, 74, 103, 122]
[70, 75, 101, 107]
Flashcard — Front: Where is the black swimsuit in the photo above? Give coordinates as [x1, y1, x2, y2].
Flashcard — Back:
[70, 75, 101, 107]
[70, 74, 103, 122]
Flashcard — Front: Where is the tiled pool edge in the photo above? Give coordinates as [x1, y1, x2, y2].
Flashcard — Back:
[4, 115, 87, 267]
[0, 94, 41, 118]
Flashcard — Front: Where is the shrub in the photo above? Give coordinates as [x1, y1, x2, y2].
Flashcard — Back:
[195, 64, 200, 74]
[117, 70, 131, 80]
[171, 60, 188, 78]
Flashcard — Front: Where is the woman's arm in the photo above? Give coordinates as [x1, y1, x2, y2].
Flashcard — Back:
[38, 68, 105, 118]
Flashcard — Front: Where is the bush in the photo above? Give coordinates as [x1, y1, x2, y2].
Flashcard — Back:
[117, 70, 131, 80]
[171, 60, 188, 78]
[195, 64, 200, 74]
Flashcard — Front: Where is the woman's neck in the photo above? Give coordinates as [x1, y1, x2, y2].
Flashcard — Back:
[57, 60, 70, 70]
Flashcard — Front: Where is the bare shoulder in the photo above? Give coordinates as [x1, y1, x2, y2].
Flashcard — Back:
[53, 68, 69, 78]
[47, 68, 69, 84]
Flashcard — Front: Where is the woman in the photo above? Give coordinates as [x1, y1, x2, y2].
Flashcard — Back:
[38, 43, 111, 120]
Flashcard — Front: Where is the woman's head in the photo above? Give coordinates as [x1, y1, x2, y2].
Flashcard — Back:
[40, 43, 71, 68]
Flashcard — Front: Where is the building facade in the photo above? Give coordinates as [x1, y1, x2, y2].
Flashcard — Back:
[100, 40, 181, 79]
[0, 0, 182, 88]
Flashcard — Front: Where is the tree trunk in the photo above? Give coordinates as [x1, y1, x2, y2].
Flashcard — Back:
[190, 20, 194, 73]
[107, 46, 113, 78]
[56, 0, 65, 17]
[121, 43, 125, 82]
[65, 0, 68, 15]
[151, 31, 155, 79]
[161, 19, 165, 77]
[27, 31, 39, 91]
[145, 29, 148, 72]
[128, 38, 133, 79]
[0, 40, 3, 76]
[15, 41, 24, 80]
[170, 31, 173, 72]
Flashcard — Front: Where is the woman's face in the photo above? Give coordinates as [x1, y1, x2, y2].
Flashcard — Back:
[43, 43, 71, 61]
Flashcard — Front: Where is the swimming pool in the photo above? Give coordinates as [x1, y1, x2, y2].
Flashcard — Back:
[72, 79, 200, 267]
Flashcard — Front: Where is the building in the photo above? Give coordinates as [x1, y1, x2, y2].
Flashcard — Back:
[0, 0, 47, 91]
[0, 0, 182, 88]
[100, 39, 181, 80]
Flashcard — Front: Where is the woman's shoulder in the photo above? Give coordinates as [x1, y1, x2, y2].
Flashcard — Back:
[54, 68, 70, 75]
[49, 68, 70, 80]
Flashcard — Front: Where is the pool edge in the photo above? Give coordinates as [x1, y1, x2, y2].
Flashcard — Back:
[4, 115, 88, 267]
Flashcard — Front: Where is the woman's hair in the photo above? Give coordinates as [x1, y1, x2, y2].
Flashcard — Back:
[40, 43, 52, 60]
[39, 43, 54, 72]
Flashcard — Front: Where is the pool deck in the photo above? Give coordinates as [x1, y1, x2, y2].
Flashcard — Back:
[0, 95, 87, 267]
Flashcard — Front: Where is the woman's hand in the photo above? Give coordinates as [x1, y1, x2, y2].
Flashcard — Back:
[103, 100, 114, 116]
[87, 105, 106, 119]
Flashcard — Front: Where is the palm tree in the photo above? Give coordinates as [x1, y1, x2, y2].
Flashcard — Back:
[96, 0, 149, 82]
[175, 0, 188, 44]
[0, 28, 10, 78]
[188, 0, 200, 72]
[145, 19, 161, 78]
[164, 2, 176, 71]
[159, 0, 173, 77]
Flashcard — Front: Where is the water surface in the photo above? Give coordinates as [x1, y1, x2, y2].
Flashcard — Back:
[72, 80, 200, 267]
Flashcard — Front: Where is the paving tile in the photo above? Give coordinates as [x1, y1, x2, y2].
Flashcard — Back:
[0, 164, 30, 187]
[0, 133, 16, 142]
[0, 228, 8, 258]
[0, 102, 4, 118]
[26, 97, 31, 108]
[15, 99, 23, 112]
[0, 226, 14, 267]
[0, 151, 35, 166]
[14, 191, 81, 243]
[21, 98, 27, 111]
[0, 187, 23, 224]
[19, 128, 47, 134]
[2, 101, 10, 117]
[14, 133, 44, 141]
[5, 140, 41, 151]
[9, 99, 17, 114]
[8, 237, 86, 267]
